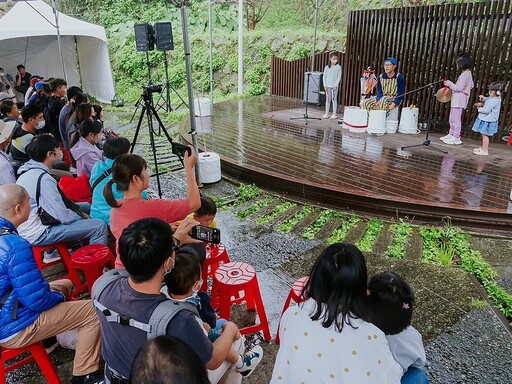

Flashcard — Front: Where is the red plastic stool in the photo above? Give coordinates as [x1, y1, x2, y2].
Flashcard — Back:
[211, 262, 271, 341]
[70, 245, 115, 295]
[201, 243, 230, 291]
[32, 243, 82, 293]
[276, 276, 309, 344]
[1, 342, 61, 384]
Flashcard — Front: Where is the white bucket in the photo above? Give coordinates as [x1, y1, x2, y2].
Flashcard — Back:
[198, 152, 221, 184]
[194, 97, 213, 117]
[399, 107, 420, 134]
[386, 107, 399, 121]
[343, 106, 368, 133]
[386, 120, 399, 134]
[367, 110, 387, 136]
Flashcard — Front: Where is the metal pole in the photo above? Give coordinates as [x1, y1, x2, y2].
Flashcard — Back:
[208, 0, 214, 102]
[237, 0, 243, 95]
[51, 0, 67, 81]
[310, 0, 319, 72]
[180, 3, 201, 184]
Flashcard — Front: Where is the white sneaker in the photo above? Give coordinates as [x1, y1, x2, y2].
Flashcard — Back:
[43, 248, 61, 264]
[330, 114, 338, 119]
[451, 138, 463, 145]
[236, 345, 263, 377]
[322, 113, 329, 118]
[440, 134, 452, 142]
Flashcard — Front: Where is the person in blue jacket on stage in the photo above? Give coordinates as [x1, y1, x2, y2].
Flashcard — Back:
[363, 57, 406, 112]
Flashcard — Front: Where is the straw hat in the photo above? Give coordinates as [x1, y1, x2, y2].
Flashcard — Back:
[0, 119, 16, 144]
[436, 87, 452, 103]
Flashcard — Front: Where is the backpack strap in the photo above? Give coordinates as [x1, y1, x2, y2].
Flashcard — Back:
[147, 300, 199, 340]
[35, 171, 45, 209]
[91, 169, 112, 191]
[91, 269, 129, 301]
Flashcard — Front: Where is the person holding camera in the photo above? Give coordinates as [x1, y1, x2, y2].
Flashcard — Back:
[104, 148, 201, 269]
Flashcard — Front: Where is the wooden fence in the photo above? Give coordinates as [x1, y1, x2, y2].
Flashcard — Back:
[270, 52, 333, 99]
[341, 0, 512, 140]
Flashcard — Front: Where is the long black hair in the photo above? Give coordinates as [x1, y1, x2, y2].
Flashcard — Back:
[301, 243, 369, 331]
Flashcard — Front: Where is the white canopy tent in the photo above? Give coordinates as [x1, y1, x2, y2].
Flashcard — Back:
[0, 0, 115, 103]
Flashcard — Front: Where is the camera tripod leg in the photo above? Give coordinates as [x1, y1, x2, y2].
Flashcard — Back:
[130, 95, 144, 123]
[131, 105, 147, 153]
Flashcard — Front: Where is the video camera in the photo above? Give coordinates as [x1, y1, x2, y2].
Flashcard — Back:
[142, 84, 163, 95]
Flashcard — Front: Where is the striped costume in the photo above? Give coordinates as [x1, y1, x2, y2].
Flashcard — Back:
[363, 72, 406, 111]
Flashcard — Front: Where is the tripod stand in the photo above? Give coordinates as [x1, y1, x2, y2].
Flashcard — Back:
[130, 51, 154, 123]
[131, 86, 176, 198]
[401, 84, 447, 154]
[290, 71, 322, 125]
[155, 50, 188, 113]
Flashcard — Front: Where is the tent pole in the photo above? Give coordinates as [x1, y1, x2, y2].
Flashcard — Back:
[51, 0, 67, 81]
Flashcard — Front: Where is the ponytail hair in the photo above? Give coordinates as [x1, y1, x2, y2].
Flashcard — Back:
[104, 153, 147, 208]
[70, 119, 103, 148]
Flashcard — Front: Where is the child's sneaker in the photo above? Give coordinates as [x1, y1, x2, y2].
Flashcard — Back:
[43, 248, 61, 264]
[330, 114, 338, 119]
[322, 113, 329, 118]
[236, 345, 263, 377]
[440, 134, 452, 142]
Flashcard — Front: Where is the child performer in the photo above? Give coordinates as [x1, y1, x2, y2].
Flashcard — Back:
[368, 272, 429, 384]
[472, 82, 503, 156]
[441, 53, 474, 145]
[323, 51, 342, 119]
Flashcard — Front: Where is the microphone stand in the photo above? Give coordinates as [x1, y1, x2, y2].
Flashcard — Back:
[401, 81, 447, 154]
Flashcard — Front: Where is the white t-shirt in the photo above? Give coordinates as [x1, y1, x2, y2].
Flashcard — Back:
[271, 299, 402, 384]
[386, 326, 426, 373]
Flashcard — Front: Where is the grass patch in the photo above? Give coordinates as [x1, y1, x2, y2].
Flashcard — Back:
[356, 219, 384, 253]
[301, 209, 345, 240]
[326, 215, 360, 244]
[278, 206, 313, 233]
[257, 202, 296, 225]
[387, 222, 413, 259]
[236, 198, 272, 219]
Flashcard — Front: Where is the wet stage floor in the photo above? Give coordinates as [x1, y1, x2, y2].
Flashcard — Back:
[180, 96, 512, 229]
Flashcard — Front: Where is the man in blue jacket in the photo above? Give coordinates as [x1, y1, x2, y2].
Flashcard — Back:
[0, 184, 103, 384]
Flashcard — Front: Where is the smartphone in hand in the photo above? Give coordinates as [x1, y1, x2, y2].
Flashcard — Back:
[190, 225, 221, 244]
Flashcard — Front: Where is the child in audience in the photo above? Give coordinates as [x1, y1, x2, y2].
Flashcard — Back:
[189, 196, 218, 228]
[164, 250, 263, 378]
[368, 272, 428, 384]
[70, 119, 105, 177]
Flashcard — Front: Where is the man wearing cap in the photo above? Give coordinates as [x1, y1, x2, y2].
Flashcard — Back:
[24, 76, 44, 106]
[363, 57, 406, 112]
[0, 83, 16, 103]
[0, 120, 16, 185]
[27, 82, 45, 106]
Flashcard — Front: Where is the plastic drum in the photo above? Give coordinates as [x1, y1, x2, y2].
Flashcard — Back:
[194, 97, 213, 117]
[198, 152, 221, 184]
[367, 110, 387, 136]
[386, 120, 399, 133]
[399, 107, 420, 134]
[342, 106, 368, 133]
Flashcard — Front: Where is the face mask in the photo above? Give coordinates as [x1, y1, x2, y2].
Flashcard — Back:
[0, 72, 4, 76]
[36, 120, 46, 130]
[184, 292, 202, 307]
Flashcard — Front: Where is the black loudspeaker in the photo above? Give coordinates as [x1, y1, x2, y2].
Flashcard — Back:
[134, 23, 155, 52]
[304, 71, 325, 106]
[155, 22, 174, 51]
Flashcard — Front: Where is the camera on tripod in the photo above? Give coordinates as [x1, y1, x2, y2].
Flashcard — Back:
[143, 84, 163, 95]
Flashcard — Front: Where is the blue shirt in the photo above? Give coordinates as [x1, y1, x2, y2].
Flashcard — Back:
[89, 158, 147, 225]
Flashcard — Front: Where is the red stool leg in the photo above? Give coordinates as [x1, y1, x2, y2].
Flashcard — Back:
[28, 343, 61, 384]
[275, 289, 298, 345]
[239, 279, 271, 341]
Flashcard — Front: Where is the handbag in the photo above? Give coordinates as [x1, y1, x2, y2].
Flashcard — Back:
[36, 172, 61, 226]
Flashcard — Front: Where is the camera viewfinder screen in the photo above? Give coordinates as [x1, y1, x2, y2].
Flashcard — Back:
[196, 226, 214, 242]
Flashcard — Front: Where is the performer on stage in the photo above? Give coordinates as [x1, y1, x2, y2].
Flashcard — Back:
[363, 57, 405, 112]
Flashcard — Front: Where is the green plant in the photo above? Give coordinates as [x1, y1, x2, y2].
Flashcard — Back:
[356, 219, 384, 253]
[327, 215, 360, 244]
[257, 202, 296, 225]
[387, 222, 413, 259]
[236, 198, 272, 219]
[278, 206, 312, 233]
[236, 183, 261, 202]
[436, 242, 455, 267]
[301, 210, 345, 240]
[471, 299, 487, 309]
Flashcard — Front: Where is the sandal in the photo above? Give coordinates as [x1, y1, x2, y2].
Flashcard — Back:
[473, 147, 488, 156]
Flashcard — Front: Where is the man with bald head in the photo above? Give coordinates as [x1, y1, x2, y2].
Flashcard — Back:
[0, 184, 104, 384]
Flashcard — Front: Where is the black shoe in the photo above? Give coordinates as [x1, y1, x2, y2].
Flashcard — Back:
[71, 373, 104, 384]
[42, 336, 59, 354]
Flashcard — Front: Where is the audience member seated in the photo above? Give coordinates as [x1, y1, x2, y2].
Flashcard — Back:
[59, 86, 83, 150]
[368, 272, 429, 384]
[16, 134, 108, 246]
[14, 64, 31, 98]
[10, 104, 44, 165]
[0, 67, 15, 89]
[104, 150, 201, 269]
[64, 101, 93, 151]
[129, 336, 210, 384]
[93, 217, 245, 383]
[189, 196, 218, 228]
[25, 76, 43, 106]
[0, 184, 103, 384]
[0, 82, 16, 103]
[165, 249, 263, 381]
[271, 243, 402, 383]
[70, 120, 105, 178]
[1, 100, 21, 126]
[0, 120, 16, 185]
[44, 78, 67, 139]
[27, 81, 46, 106]
[90, 137, 147, 226]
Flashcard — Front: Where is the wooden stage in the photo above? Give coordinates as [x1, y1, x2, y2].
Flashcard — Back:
[180, 96, 512, 230]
